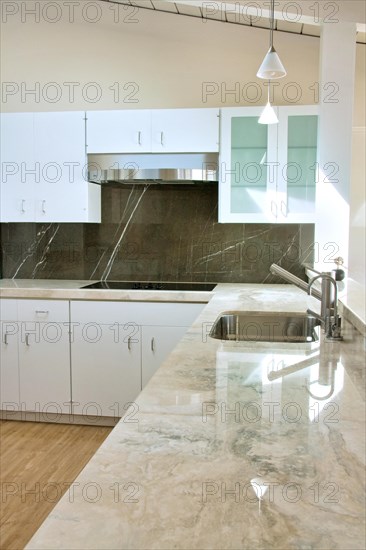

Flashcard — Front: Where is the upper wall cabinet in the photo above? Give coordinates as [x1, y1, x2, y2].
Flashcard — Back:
[219, 105, 319, 224]
[86, 110, 151, 154]
[86, 108, 220, 154]
[150, 109, 219, 153]
[0, 112, 101, 223]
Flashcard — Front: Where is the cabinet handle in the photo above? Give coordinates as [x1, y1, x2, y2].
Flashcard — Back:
[35, 310, 49, 314]
[160, 132, 164, 146]
[281, 201, 287, 218]
[21, 200, 26, 213]
[271, 200, 278, 219]
[25, 334, 30, 346]
[42, 200, 46, 213]
[128, 337, 132, 351]
[138, 131, 142, 145]
[3, 333, 8, 345]
[151, 337, 155, 352]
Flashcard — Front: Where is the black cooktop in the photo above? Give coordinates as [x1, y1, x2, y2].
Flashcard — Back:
[81, 281, 216, 291]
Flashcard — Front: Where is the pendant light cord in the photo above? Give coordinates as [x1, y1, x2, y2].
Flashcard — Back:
[269, 0, 274, 48]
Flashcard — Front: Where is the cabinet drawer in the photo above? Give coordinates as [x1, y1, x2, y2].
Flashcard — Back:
[17, 300, 69, 322]
[71, 301, 138, 324]
[71, 300, 204, 326]
[0, 299, 18, 321]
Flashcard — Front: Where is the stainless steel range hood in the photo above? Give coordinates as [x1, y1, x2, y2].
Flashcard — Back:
[88, 153, 218, 185]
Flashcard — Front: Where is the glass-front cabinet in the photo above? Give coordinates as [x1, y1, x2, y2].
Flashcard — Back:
[219, 105, 319, 223]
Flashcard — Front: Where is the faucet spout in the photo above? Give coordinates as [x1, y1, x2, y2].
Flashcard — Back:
[307, 273, 342, 340]
[270, 263, 342, 341]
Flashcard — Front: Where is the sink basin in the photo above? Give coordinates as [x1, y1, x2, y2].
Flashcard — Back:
[209, 312, 321, 343]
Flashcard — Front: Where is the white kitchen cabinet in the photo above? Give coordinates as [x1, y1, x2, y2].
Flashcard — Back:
[0, 299, 71, 415]
[0, 113, 36, 222]
[86, 108, 219, 154]
[70, 301, 142, 418]
[70, 300, 204, 418]
[141, 325, 190, 387]
[151, 109, 219, 152]
[0, 112, 101, 223]
[17, 300, 71, 414]
[34, 112, 101, 223]
[219, 105, 318, 223]
[0, 300, 20, 410]
[140, 301, 204, 387]
[86, 110, 151, 153]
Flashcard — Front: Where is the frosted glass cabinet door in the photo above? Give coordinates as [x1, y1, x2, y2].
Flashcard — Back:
[219, 107, 277, 223]
[277, 106, 319, 223]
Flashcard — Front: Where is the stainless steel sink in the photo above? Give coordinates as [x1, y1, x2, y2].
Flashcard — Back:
[209, 312, 321, 343]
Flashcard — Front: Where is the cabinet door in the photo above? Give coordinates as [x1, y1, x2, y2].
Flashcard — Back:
[0, 321, 20, 409]
[277, 106, 319, 223]
[18, 299, 71, 414]
[71, 323, 141, 419]
[219, 107, 277, 223]
[19, 322, 71, 413]
[0, 113, 36, 222]
[86, 110, 151, 153]
[142, 325, 189, 388]
[34, 112, 98, 222]
[151, 109, 219, 153]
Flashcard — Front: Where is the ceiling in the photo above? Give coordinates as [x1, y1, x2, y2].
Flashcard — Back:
[104, 0, 366, 43]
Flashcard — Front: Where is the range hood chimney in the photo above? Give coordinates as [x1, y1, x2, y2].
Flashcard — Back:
[88, 153, 218, 185]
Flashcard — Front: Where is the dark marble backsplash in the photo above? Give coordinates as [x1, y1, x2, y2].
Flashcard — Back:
[0, 184, 314, 282]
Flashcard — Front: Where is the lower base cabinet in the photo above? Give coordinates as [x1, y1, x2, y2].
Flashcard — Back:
[19, 322, 70, 414]
[0, 299, 71, 415]
[70, 300, 204, 419]
[0, 298, 205, 422]
[70, 323, 141, 419]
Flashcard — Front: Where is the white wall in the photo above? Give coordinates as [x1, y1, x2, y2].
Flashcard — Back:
[349, 127, 366, 285]
[0, 1, 320, 111]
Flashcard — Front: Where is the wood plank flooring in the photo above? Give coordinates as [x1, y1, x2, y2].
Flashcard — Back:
[0, 420, 112, 550]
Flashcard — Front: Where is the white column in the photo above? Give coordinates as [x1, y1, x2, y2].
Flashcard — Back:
[315, 21, 357, 272]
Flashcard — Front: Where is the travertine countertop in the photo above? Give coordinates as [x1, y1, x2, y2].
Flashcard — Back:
[25, 283, 365, 550]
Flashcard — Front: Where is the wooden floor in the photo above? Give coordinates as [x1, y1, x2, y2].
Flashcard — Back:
[0, 420, 112, 550]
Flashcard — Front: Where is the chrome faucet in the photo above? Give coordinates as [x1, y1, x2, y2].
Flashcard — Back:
[270, 264, 343, 341]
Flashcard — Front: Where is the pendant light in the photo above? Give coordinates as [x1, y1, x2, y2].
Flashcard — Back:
[258, 81, 278, 124]
[257, 0, 286, 79]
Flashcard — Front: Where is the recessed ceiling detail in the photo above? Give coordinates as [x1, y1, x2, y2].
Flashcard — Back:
[106, 0, 366, 43]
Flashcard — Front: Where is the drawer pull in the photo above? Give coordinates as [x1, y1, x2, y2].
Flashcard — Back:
[138, 131, 142, 145]
[151, 337, 155, 352]
[21, 199, 26, 213]
[25, 334, 30, 346]
[3, 333, 8, 345]
[42, 200, 46, 213]
[35, 310, 49, 314]
[127, 337, 132, 351]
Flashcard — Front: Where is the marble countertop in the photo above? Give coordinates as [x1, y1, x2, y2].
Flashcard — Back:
[1, 277, 365, 336]
[25, 284, 365, 550]
[0, 279, 213, 303]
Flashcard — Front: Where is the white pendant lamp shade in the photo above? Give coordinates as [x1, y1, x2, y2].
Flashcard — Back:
[257, 46, 287, 80]
[258, 101, 278, 125]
